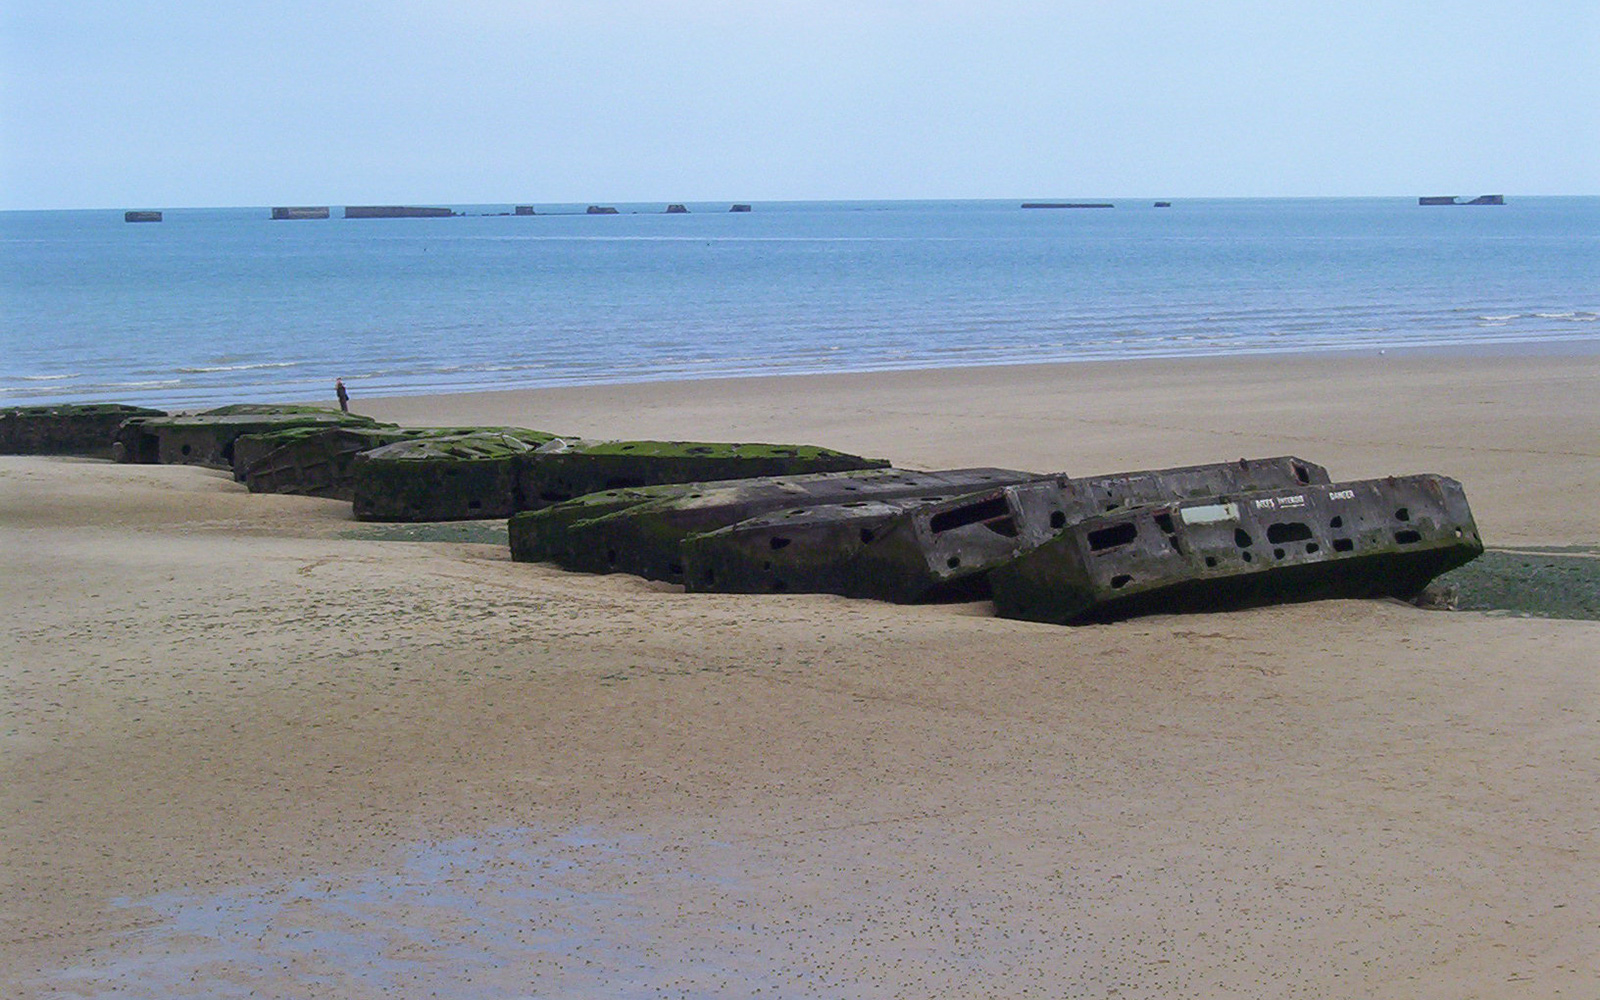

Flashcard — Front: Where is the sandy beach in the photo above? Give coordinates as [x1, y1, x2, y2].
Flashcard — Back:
[3, 351, 1596, 998]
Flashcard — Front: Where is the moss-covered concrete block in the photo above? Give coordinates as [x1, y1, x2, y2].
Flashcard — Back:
[236, 425, 554, 498]
[236, 426, 408, 498]
[201, 404, 355, 417]
[113, 405, 380, 469]
[507, 483, 704, 564]
[518, 439, 890, 508]
[0, 403, 166, 457]
[351, 429, 561, 521]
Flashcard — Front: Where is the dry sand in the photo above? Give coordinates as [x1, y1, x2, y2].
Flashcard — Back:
[3, 352, 1596, 998]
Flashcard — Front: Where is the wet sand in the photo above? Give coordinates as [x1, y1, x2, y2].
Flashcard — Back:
[3, 351, 1597, 998]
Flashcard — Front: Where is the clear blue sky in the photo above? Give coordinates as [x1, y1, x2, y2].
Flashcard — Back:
[3, 0, 1596, 209]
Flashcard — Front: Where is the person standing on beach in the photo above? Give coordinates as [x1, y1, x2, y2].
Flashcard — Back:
[335, 378, 350, 413]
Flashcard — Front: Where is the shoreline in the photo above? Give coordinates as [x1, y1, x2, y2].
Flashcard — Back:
[10, 334, 1593, 414]
[322, 333, 1600, 410]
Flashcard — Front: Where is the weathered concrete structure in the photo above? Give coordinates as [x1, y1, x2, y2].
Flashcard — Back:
[1, 403, 167, 458]
[344, 206, 454, 219]
[988, 474, 1482, 624]
[518, 439, 890, 509]
[240, 425, 564, 500]
[681, 496, 948, 597]
[124, 211, 162, 222]
[351, 430, 561, 521]
[236, 425, 412, 498]
[271, 207, 330, 220]
[512, 467, 1039, 583]
[112, 405, 378, 469]
[684, 457, 1329, 601]
[1420, 195, 1505, 206]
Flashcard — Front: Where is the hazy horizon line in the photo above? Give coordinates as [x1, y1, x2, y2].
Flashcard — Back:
[6, 193, 1596, 214]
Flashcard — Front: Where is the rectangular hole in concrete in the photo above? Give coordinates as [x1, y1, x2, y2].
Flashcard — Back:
[1088, 522, 1138, 551]
[929, 496, 1009, 534]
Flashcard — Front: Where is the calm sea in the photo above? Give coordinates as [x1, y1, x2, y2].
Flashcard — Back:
[2, 198, 1595, 409]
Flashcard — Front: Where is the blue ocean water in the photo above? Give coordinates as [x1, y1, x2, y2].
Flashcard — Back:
[2, 198, 1595, 409]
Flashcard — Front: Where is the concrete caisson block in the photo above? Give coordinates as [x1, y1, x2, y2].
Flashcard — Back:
[989, 474, 1482, 624]
[1, 403, 167, 458]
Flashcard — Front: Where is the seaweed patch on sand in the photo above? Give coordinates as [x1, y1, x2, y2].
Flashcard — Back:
[341, 520, 510, 545]
[1432, 546, 1600, 620]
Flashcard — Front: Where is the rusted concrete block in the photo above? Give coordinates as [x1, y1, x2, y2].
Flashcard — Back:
[351, 430, 561, 521]
[1, 403, 166, 457]
[681, 456, 1328, 602]
[518, 439, 890, 508]
[511, 467, 1038, 583]
[112, 405, 378, 469]
[989, 474, 1482, 624]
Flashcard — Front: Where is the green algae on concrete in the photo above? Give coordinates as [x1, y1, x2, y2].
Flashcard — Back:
[113, 406, 381, 470]
[200, 404, 354, 417]
[518, 438, 890, 508]
[352, 429, 561, 521]
[236, 426, 409, 498]
[0, 403, 167, 458]
[236, 425, 553, 500]
[507, 483, 706, 564]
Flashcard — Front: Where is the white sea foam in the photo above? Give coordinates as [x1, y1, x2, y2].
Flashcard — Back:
[176, 362, 299, 374]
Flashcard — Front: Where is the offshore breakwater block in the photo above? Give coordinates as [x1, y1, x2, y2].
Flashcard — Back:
[517, 439, 891, 508]
[515, 467, 1040, 584]
[1, 403, 166, 457]
[685, 455, 1331, 602]
[988, 474, 1482, 625]
[113, 406, 379, 469]
[352, 430, 560, 521]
